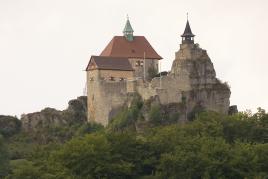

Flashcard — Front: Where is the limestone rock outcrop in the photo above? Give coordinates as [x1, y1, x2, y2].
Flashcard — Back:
[21, 96, 87, 132]
[171, 43, 217, 87]
[170, 43, 231, 115]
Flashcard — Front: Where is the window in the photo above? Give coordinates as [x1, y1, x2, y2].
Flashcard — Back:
[135, 60, 144, 67]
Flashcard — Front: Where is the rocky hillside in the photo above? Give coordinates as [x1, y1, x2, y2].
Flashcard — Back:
[21, 96, 87, 132]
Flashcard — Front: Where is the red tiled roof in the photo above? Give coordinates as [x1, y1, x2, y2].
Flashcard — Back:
[100, 36, 162, 60]
[86, 56, 134, 71]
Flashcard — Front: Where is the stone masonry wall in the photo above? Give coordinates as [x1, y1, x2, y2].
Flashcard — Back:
[87, 79, 129, 126]
[99, 70, 134, 79]
[129, 58, 158, 79]
[87, 43, 231, 126]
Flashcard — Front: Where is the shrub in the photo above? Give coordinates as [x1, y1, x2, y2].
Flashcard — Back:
[149, 105, 162, 125]
[0, 115, 21, 137]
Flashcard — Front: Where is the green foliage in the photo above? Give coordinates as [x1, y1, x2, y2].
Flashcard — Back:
[108, 108, 136, 132]
[109, 94, 143, 131]
[147, 66, 158, 81]
[75, 122, 104, 136]
[0, 115, 21, 137]
[63, 96, 88, 124]
[157, 138, 268, 179]
[0, 135, 9, 177]
[6, 159, 41, 179]
[53, 133, 134, 178]
[188, 103, 205, 121]
[2, 109, 268, 178]
[148, 105, 162, 125]
[7, 133, 37, 160]
[6, 158, 73, 179]
[222, 109, 268, 143]
[166, 112, 180, 124]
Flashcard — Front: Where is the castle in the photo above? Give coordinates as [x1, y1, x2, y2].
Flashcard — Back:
[86, 17, 231, 126]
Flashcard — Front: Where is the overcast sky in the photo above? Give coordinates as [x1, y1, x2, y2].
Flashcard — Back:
[0, 0, 267, 117]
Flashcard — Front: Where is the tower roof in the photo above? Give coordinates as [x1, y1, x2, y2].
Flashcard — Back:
[123, 16, 134, 41]
[123, 17, 134, 34]
[181, 20, 195, 37]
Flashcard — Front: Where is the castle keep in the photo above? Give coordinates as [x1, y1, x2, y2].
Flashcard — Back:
[86, 18, 231, 126]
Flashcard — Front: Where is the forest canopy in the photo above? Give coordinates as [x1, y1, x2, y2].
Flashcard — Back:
[0, 108, 267, 179]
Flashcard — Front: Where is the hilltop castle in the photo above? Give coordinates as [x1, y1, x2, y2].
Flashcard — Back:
[86, 18, 231, 126]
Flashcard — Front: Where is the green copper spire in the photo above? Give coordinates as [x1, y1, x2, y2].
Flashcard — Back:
[123, 15, 134, 41]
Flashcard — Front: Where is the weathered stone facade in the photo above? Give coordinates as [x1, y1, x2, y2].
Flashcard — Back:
[86, 20, 231, 126]
[88, 69, 134, 81]
[21, 96, 87, 132]
[129, 58, 159, 79]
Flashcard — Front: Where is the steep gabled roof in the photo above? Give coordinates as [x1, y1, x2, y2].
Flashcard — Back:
[86, 56, 134, 71]
[100, 36, 162, 59]
[181, 20, 195, 37]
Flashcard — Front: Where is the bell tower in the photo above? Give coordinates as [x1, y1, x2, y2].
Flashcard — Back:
[181, 15, 195, 44]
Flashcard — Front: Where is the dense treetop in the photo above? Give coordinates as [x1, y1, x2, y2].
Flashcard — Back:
[0, 107, 267, 178]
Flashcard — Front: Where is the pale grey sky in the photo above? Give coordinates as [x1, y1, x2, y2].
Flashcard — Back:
[0, 0, 267, 117]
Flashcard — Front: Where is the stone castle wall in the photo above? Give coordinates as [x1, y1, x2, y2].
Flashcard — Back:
[87, 79, 129, 126]
[87, 43, 231, 126]
[129, 58, 158, 79]
[87, 69, 133, 81]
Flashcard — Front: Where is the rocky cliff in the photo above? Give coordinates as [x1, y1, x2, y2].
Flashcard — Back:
[21, 96, 87, 132]
[170, 43, 231, 115]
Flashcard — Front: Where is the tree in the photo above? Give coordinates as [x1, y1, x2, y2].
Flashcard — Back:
[0, 135, 9, 177]
[53, 133, 134, 178]
[149, 105, 162, 125]
[6, 160, 41, 179]
[0, 115, 21, 137]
